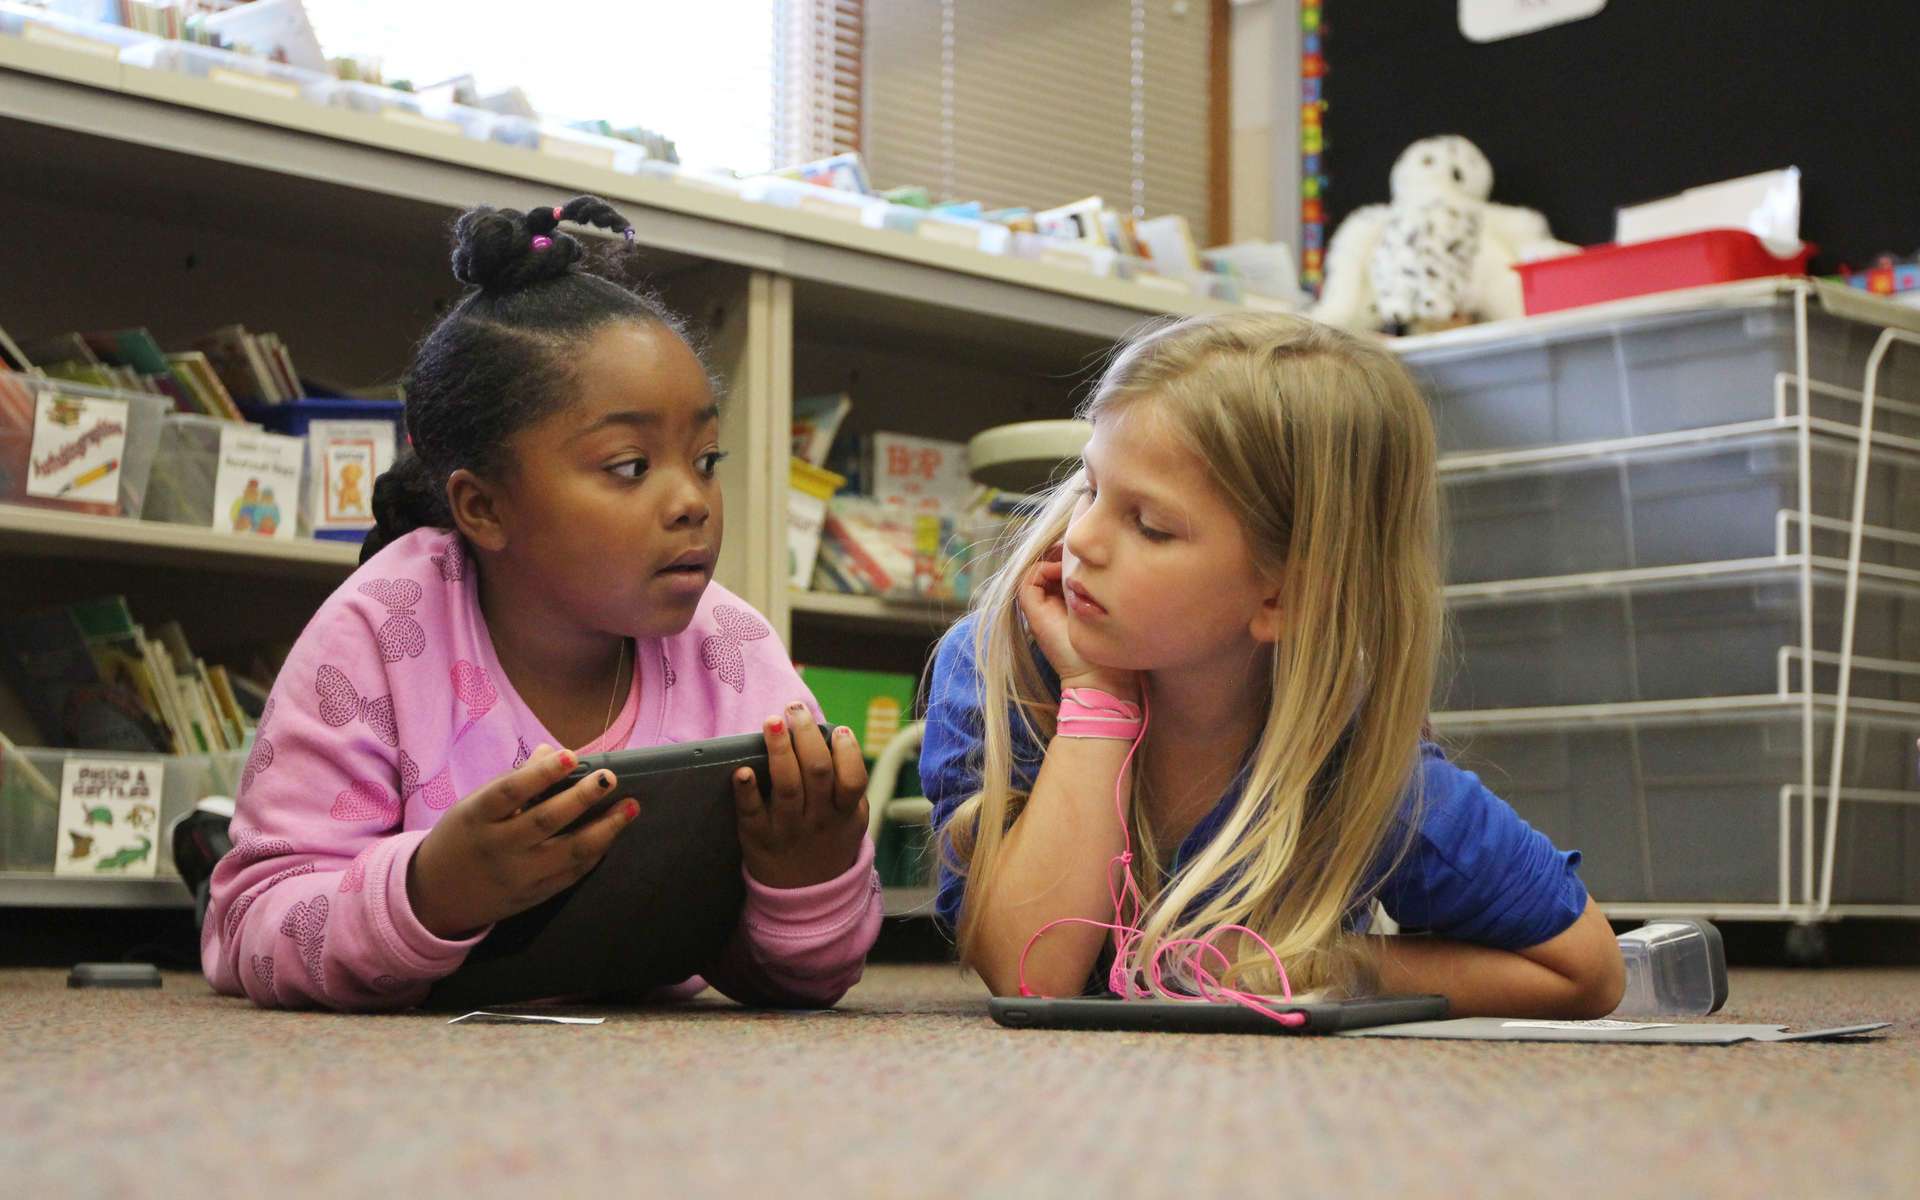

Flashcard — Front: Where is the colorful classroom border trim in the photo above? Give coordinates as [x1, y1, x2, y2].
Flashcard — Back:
[1301, 0, 1326, 295]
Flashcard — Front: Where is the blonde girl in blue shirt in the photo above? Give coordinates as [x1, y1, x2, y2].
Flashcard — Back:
[921, 312, 1626, 1016]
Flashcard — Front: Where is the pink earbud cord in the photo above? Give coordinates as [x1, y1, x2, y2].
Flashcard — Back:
[1015, 684, 1307, 1028]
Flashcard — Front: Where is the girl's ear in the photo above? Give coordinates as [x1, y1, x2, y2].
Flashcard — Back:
[446, 467, 508, 553]
[1248, 580, 1285, 645]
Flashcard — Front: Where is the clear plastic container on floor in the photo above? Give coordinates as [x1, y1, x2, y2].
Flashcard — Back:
[1611, 919, 1728, 1017]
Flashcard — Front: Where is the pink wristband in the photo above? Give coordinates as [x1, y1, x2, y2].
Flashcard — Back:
[1057, 687, 1145, 741]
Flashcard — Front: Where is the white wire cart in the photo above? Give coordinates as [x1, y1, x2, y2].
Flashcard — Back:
[1401, 279, 1920, 961]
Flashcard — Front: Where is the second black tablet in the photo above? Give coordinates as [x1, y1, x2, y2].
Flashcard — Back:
[989, 993, 1449, 1035]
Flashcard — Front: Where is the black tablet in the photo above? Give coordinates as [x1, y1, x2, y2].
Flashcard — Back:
[530, 726, 849, 830]
[427, 726, 849, 1009]
[988, 992, 1449, 1035]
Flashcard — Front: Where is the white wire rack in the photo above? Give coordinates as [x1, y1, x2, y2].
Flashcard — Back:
[1421, 282, 1920, 940]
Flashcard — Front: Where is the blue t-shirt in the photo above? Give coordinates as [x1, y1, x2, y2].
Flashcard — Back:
[919, 613, 1588, 954]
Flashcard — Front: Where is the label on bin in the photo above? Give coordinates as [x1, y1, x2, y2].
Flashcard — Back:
[309, 420, 394, 533]
[27, 391, 127, 505]
[213, 426, 304, 540]
[55, 757, 167, 878]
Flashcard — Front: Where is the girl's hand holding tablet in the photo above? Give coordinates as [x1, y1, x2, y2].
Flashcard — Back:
[734, 703, 869, 889]
[407, 744, 640, 939]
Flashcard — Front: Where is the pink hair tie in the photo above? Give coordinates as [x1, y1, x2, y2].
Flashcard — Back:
[531, 235, 553, 251]
[552, 206, 565, 220]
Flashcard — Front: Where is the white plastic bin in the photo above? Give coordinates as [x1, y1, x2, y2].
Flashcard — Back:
[1442, 708, 1920, 905]
[1404, 300, 1920, 455]
[1443, 430, 1920, 584]
[1441, 568, 1920, 711]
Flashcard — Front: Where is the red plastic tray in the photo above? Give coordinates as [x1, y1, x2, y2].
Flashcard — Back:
[1515, 229, 1813, 316]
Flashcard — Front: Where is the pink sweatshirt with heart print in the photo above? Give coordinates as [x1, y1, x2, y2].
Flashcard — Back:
[201, 527, 883, 1011]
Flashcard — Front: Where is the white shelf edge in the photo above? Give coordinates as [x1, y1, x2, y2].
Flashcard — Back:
[0, 871, 191, 909]
[0, 503, 361, 575]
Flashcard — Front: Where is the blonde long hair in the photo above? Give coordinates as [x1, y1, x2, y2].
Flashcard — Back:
[941, 311, 1443, 997]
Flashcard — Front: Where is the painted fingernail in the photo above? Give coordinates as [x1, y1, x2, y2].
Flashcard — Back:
[769, 717, 785, 735]
[599, 772, 613, 789]
[787, 702, 807, 718]
[623, 799, 639, 819]
[560, 751, 576, 769]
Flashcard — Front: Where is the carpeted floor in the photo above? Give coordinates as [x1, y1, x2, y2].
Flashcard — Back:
[2, 964, 1915, 1198]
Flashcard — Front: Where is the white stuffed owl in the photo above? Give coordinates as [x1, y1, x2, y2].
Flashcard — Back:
[1312, 135, 1575, 335]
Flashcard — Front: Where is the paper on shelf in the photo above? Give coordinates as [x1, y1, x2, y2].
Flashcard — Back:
[1616, 168, 1802, 256]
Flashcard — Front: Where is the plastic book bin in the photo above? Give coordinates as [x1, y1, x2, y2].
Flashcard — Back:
[1515, 230, 1814, 316]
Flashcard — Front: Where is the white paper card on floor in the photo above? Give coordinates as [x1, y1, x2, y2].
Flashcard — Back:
[447, 1011, 607, 1025]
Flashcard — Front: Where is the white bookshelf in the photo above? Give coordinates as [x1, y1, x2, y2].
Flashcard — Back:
[0, 42, 1221, 914]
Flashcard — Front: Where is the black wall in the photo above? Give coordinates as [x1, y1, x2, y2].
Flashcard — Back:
[1323, 2, 1918, 273]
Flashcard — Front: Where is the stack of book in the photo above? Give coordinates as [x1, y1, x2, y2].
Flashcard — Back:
[790, 391, 986, 604]
[0, 596, 265, 757]
[11, 322, 309, 418]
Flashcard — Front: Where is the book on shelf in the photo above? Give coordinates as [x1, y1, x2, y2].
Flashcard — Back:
[82, 328, 170, 377]
[0, 604, 168, 754]
[196, 324, 298, 404]
[164, 351, 245, 420]
[16, 332, 99, 371]
[0, 319, 31, 373]
[791, 392, 852, 468]
[869, 431, 972, 516]
[39, 359, 145, 392]
[0, 596, 262, 757]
